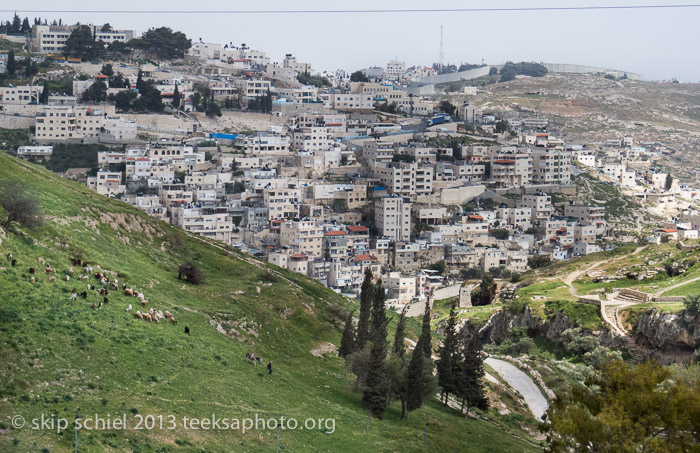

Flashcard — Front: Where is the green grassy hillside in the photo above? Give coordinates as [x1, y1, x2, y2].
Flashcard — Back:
[0, 154, 538, 452]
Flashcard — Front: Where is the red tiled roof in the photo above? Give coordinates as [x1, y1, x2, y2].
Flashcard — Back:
[493, 159, 515, 164]
[290, 254, 307, 258]
[467, 215, 483, 220]
[347, 225, 369, 232]
[661, 228, 677, 233]
[324, 230, 347, 236]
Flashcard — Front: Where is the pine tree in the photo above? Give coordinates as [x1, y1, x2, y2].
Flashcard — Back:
[437, 302, 458, 406]
[10, 14, 21, 34]
[172, 83, 181, 109]
[338, 310, 355, 359]
[420, 300, 432, 358]
[455, 330, 489, 417]
[361, 279, 390, 433]
[7, 50, 15, 77]
[356, 268, 374, 350]
[404, 337, 431, 422]
[393, 305, 407, 358]
[21, 17, 30, 33]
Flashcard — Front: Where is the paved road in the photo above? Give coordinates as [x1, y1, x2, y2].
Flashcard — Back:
[485, 357, 548, 421]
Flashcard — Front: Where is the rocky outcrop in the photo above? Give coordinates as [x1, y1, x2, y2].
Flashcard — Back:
[635, 309, 697, 351]
[478, 307, 574, 344]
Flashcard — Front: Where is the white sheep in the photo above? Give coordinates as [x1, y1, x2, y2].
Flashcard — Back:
[70, 293, 77, 301]
[138, 293, 145, 301]
[64, 275, 70, 282]
[126, 304, 132, 312]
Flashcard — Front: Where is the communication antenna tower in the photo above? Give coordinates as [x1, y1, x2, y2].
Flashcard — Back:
[439, 26, 444, 69]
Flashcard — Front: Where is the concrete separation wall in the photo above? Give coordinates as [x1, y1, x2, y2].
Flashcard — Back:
[652, 296, 685, 303]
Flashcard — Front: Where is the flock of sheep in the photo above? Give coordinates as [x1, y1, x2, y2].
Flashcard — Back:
[6, 252, 177, 325]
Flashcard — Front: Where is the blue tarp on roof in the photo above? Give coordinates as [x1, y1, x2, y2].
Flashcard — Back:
[209, 133, 240, 140]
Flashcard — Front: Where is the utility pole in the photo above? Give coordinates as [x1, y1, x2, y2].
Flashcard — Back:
[425, 423, 429, 452]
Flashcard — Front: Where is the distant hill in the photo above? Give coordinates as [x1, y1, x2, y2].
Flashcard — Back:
[0, 153, 538, 452]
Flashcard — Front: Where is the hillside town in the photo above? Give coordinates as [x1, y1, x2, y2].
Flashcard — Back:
[2, 19, 698, 307]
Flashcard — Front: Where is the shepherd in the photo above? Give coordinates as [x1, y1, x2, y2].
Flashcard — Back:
[267, 361, 273, 375]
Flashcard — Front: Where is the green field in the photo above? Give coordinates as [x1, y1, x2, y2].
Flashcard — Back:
[0, 154, 539, 452]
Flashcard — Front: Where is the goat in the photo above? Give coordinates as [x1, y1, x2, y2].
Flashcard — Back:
[164, 310, 172, 319]
[6, 252, 13, 261]
[126, 304, 132, 312]
[64, 275, 70, 282]
[70, 293, 77, 301]
[49, 276, 56, 283]
[38, 257, 45, 266]
[170, 316, 177, 324]
[29, 267, 35, 274]
[143, 313, 152, 322]
[68, 266, 74, 275]
[184, 326, 190, 335]
[30, 276, 35, 284]
[140, 300, 148, 307]
[80, 291, 87, 298]
[11, 259, 16, 267]
[91, 303, 96, 309]
[45, 268, 56, 274]
[124, 288, 134, 297]
[137, 292, 145, 301]
[71, 288, 77, 293]
[81, 275, 89, 282]
[103, 297, 108, 304]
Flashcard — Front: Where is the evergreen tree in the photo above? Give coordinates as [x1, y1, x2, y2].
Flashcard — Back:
[420, 300, 432, 358]
[454, 329, 489, 417]
[393, 306, 407, 358]
[172, 82, 181, 108]
[7, 50, 15, 77]
[361, 279, 390, 433]
[437, 302, 458, 405]
[356, 268, 374, 350]
[40, 81, 49, 104]
[21, 17, 30, 33]
[10, 14, 21, 34]
[135, 70, 144, 91]
[338, 310, 356, 359]
[665, 173, 673, 191]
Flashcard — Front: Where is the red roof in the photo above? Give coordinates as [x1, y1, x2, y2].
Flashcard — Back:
[353, 254, 376, 261]
[347, 225, 369, 232]
[493, 159, 515, 164]
[467, 215, 483, 220]
[324, 230, 347, 236]
[95, 74, 109, 78]
[290, 254, 307, 259]
[661, 228, 677, 233]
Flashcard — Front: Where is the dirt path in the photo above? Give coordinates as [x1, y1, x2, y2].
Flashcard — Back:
[654, 275, 700, 297]
[484, 358, 548, 421]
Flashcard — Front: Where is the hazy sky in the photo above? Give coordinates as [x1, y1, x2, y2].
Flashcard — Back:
[10, 0, 700, 81]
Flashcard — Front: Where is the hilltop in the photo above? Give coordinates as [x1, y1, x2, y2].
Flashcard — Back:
[449, 72, 700, 181]
[0, 153, 538, 452]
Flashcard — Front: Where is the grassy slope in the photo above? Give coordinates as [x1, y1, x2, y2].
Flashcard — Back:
[0, 154, 537, 452]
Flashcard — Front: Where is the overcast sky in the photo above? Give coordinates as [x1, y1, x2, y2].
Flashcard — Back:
[11, 0, 700, 81]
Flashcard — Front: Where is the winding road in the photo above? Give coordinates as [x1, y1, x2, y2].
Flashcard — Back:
[485, 357, 548, 421]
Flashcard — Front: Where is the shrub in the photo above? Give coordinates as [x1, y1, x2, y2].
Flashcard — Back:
[177, 262, 205, 284]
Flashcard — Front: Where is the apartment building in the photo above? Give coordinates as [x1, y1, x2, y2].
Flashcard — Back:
[531, 149, 572, 185]
[375, 161, 433, 199]
[519, 193, 553, 225]
[102, 117, 137, 143]
[34, 105, 105, 143]
[0, 85, 41, 104]
[498, 206, 533, 230]
[385, 271, 416, 303]
[291, 126, 333, 152]
[280, 220, 324, 258]
[175, 206, 233, 244]
[386, 60, 406, 81]
[236, 134, 290, 155]
[30, 24, 134, 53]
[264, 186, 301, 220]
[564, 204, 607, 235]
[376, 195, 412, 241]
[234, 79, 272, 97]
[86, 170, 125, 196]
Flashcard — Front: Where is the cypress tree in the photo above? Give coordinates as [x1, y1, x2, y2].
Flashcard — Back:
[135, 70, 144, 91]
[40, 81, 49, 105]
[356, 268, 374, 350]
[455, 330, 489, 417]
[338, 310, 355, 359]
[393, 305, 407, 358]
[404, 335, 430, 423]
[420, 300, 432, 358]
[172, 83, 181, 108]
[437, 302, 458, 406]
[361, 279, 390, 433]
[7, 50, 15, 77]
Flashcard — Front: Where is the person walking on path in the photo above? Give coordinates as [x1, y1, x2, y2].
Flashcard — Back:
[267, 361, 273, 375]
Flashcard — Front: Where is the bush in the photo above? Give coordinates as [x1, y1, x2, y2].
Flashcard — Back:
[528, 254, 552, 269]
[0, 180, 43, 230]
[684, 294, 700, 317]
[177, 262, 205, 284]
